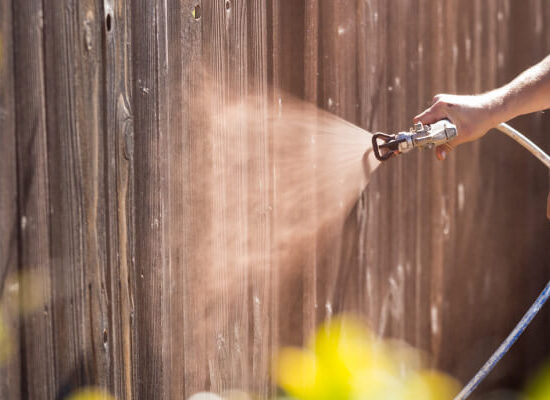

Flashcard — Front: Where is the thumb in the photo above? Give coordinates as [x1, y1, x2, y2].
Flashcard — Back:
[435, 143, 454, 161]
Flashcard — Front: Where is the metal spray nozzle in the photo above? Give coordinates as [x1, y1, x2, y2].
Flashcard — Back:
[372, 119, 457, 161]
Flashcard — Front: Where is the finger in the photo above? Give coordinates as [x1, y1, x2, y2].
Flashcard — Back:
[413, 104, 447, 125]
[435, 143, 454, 161]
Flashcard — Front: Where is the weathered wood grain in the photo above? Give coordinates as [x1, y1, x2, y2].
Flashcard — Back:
[0, 0, 20, 398]
[130, 0, 169, 397]
[3, 1, 550, 399]
[12, 0, 55, 398]
[246, 1, 273, 396]
[103, 0, 135, 397]
[40, 0, 109, 395]
[179, 0, 211, 397]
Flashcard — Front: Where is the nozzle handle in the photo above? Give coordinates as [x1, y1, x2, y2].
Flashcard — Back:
[372, 133, 398, 161]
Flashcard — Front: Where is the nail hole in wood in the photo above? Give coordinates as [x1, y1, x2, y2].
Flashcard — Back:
[192, 5, 201, 20]
[103, 329, 108, 344]
[106, 13, 112, 32]
[225, 0, 231, 11]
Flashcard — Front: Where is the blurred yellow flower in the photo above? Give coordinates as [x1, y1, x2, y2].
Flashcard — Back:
[275, 314, 459, 400]
[525, 362, 550, 400]
[276, 347, 318, 399]
[403, 370, 460, 400]
[65, 388, 116, 400]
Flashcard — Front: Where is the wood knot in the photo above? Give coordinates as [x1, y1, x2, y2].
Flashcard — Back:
[117, 94, 134, 161]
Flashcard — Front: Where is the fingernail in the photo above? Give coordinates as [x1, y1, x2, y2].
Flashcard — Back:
[440, 150, 446, 160]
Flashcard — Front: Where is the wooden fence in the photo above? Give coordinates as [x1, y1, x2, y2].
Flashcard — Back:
[1, 0, 550, 398]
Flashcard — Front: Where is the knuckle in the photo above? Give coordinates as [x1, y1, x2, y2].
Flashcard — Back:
[431, 101, 445, 111]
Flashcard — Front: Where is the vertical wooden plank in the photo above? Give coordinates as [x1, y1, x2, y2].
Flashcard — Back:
[438, 0, 459, 374]
[385, 0, 409, 342]
[41, 0, 110, 395]
[103, 0, 135, 397]
[266, 2, 281, 398]
[165, 0, 186, 398]
[155, 0, 172, 396]
[270, 0, 310, 352]
[199, 0, 250, 393]
[302, 0, 319, 344]
[357, 0, 387, 335]
[411, 0, 430, 354]
[317, 0, 359, 322]
[369, 0, 392, 339]
[508, 0, 550, 383]
[179, 0, 212, 397]
[130, 0, 169, 396]
[425, 0, 445, 367]
[221, 0, 250, 391]
[443, 0, 481, 383]
[12, 0, 56, 398]
[404, 0, 425, 352]
[0, 0, 20, 397]
[247, 0, 273, 396]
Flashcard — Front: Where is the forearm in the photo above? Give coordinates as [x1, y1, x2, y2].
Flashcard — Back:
[492, 55, 550, 122]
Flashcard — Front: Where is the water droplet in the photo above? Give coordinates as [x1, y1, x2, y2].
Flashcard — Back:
[8, 282, 19, 294]
[325, 302, 333, 316]
[431, 305, 439, 334]
[458, 183, 465, 211]
[441, 197, 450, 236]
[465, 37, 472, 61]
[536, 14, 543, 34]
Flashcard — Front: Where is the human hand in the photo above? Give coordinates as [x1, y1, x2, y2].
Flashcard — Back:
[414, 92, 504, 160]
